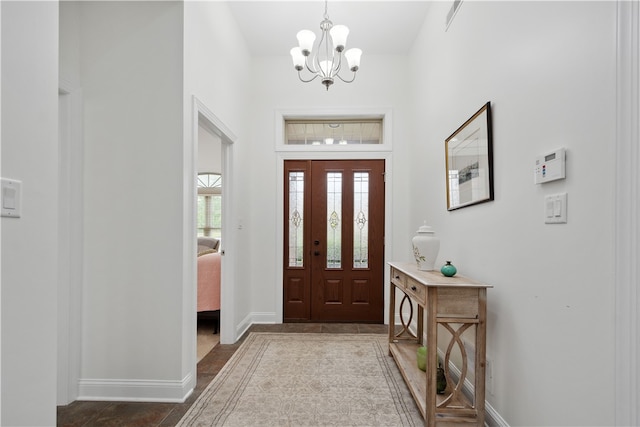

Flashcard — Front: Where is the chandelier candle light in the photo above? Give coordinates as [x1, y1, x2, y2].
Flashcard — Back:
[290, 0, 362, 90]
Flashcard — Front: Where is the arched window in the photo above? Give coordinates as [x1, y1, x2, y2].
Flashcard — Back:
[197, 173, 222, 237]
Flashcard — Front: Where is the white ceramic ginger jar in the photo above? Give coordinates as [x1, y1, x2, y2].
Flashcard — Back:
[412, 221, 440, 271]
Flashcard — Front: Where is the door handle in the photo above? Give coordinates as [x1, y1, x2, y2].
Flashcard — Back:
[314, 240, 320, 246]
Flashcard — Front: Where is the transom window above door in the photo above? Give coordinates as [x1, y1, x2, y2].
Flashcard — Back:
[285, 119, 382, 146]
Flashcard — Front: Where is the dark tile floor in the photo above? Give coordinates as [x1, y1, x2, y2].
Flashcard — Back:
[57, 323, 388, 426]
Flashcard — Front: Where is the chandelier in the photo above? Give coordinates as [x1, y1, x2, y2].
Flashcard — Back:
[289, 0, 362, 91]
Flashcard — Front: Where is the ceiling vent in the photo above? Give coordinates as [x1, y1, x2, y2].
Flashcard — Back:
[446, 0, 463, 30]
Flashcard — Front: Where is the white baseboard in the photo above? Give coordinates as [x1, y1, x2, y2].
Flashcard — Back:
[77, 373, 194, 403]
[249, 311, 279, 324]
[485, 401, 510, 427]
[235, 311, 279, 340]
[235, 312, 254, 340]
[435, 347, 509, 427]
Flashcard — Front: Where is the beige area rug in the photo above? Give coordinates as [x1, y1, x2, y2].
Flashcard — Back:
[177, 332, 423, 426]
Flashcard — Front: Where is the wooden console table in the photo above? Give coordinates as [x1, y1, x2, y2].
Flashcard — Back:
[388, 261, 492, 426]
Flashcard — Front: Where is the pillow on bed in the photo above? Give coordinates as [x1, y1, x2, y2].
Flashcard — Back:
[198, 237, 219, 251]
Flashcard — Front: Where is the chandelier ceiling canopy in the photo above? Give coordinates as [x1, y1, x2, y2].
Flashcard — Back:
[290, 0, 362, 91]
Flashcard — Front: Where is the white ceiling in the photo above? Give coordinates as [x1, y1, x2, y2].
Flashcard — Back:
[226, 1, 433, 56]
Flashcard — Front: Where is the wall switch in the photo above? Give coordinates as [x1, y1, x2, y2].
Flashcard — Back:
[545, 193, 567, 224]
[1, 178, 22, 218]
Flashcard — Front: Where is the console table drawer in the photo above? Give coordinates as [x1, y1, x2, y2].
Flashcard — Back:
[390, 267, 406, 288]
[405, 276, 426, 304]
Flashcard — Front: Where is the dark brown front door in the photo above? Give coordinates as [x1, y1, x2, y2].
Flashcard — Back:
[283, 159, 385, 322]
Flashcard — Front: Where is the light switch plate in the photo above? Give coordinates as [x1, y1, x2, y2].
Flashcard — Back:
[1, 178, 22, 218]
[544, 193, 567, 224]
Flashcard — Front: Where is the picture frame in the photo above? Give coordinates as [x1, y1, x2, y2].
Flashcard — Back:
[445, 102, 494, 211]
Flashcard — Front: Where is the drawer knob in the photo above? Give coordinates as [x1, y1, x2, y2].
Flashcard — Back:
[411, 286, 417, 291]
[395, 275, 400, 279]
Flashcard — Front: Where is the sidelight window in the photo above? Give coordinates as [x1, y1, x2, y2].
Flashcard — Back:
[288, 171, 305, 267]
[326, 172, 343, 269]
[353, 172, 369, 268]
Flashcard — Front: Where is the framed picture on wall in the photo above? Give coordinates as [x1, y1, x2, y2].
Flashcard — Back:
[445, 102, 494, 211]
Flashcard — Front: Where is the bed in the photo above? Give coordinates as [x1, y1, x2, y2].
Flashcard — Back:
[197, 238, 221, 333]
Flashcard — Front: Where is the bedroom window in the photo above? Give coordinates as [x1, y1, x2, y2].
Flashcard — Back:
[197, 173, 222, 238]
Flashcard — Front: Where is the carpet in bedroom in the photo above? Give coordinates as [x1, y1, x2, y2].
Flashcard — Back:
[197, 318, 220, 362]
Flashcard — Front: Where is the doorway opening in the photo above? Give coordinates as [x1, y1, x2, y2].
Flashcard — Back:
[190, 96, 237, 362]
[195, 138, 222, 361]
[283, 159, 385, 323]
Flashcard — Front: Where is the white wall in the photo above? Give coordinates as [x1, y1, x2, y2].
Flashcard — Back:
[198, 125, 222, 174]
[59, 1, 81, 89]
[0, 3, 3, 420]
[77, 1, 189, 400]
[183, 0, 251, 345]
[1, 1, 59, 424]
[55, 0, 255, 402]
[408, 1, 617, 425]
[615, 2, 640, 423]
[59, 1, 84, 406]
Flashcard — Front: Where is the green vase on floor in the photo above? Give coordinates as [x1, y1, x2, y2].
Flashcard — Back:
[416, 346, 426, 371]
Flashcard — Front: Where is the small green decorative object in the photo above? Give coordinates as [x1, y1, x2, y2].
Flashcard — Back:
[416, 346, 427, 371]
[440, 261, 457, 277]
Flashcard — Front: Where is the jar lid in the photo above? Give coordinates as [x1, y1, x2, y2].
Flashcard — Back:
[416, 221, 435, 234]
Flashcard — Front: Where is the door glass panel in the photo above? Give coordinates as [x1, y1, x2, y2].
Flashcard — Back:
[288, 172, 304, 267]
[353, 172, 369, 268]
[327, 172, 342, 269]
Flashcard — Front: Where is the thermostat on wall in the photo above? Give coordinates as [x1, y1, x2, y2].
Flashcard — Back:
[534, 148, 566, 184]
